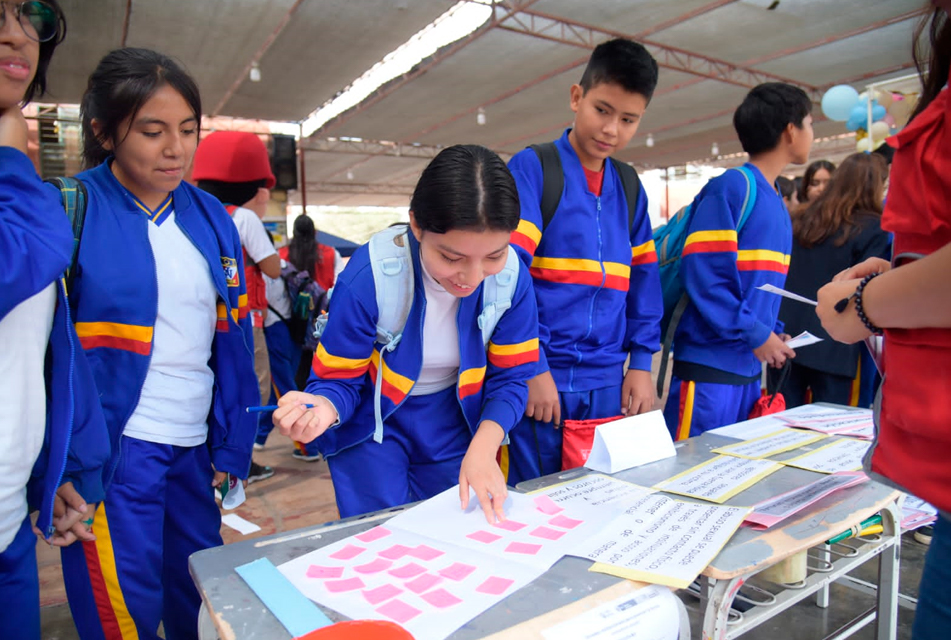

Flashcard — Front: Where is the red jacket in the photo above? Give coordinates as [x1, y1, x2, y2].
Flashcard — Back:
[279, 244, 336, 291]
[873, 78, 951, 513]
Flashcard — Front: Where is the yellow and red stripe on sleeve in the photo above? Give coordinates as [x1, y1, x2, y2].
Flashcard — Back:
[510, 220, 542, 256]
[215, 301, 240, 331]
[458, 366, 486, 399]
[368, 350, 415, 405]
[311, 342, 372, 380]
[74, 321, 153, 356]
[682, 230, 738, 257]
[530, 257, 630, 292]
[736, 249, 790, 275]
[630, 239, 658, 266]
[488, 338, 539, 368]
[237, 293, 249, 319]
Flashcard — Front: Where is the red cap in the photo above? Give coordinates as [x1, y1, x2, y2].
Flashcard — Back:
[192, 131, 276, 189]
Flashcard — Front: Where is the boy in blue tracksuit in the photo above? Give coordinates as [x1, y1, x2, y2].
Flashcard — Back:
[274, 146, 539, 524]
[506, 39, 663, 484]
[663, 83, 815, 439]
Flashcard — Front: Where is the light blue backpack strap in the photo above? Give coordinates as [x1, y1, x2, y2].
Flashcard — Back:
[733, 166, 757, 234]
[367, 226, 415, 443]
[477, 246, 519, 348]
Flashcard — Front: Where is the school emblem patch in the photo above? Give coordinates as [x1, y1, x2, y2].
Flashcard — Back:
[221, 257, 239, 287]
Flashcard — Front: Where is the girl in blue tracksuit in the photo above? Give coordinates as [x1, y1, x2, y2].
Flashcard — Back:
[1, 4, 110, 639]
[274, 145, 540, 524]
[57, 49, 259, 640]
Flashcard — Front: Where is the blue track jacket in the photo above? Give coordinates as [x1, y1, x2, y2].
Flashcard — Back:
[1, 147, 110, 540]
[306, 230, 539, 456]
[57, 160, 259, 481]
[508, 129, 663, 392]
[674, 163, 791, 379]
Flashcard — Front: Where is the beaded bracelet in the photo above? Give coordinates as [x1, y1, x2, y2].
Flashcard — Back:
[854, 272, 884, 336]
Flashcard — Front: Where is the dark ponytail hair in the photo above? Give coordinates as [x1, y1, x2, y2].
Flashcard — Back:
[288, 214, 318, 273]
[80, 48, 201, 168]
[21, 0, 67, 105]
[410, 145, 520, 234]
[911, 7, 950, 121]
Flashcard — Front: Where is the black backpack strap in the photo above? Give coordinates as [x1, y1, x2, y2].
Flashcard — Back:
[529, 142, 564, 232]
[608, 157, 641, 231]
[45, 176, 88, 293]
[656, 294, 689, 398]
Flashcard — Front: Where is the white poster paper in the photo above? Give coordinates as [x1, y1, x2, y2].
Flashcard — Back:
[785, 331, 823, 349]
[652, 455, 782, 503]
[541, 585, 681, 640]
[778, 405, 871, 422]
[708, 414, 790, 441]
[586, 411, 676, 474]
[756, 284, 817, 306]
[712, 428, 827, 459]
[781, 438, 871, 473]
[573, 493, 749, 588]
[538, 474, 654, 511]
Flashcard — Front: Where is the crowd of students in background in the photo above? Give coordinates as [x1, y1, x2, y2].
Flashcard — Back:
[2, 0, 949, 638]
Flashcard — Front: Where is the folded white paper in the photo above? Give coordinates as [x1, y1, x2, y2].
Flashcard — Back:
[756, 284, 817, 306]
[585, 411, 676, 474]
[785, 331, 823, 349]
[222, 513, 261, 535]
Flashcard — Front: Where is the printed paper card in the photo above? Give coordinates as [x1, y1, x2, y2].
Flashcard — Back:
[572, 493, 750, 589]
[707, 414, 791, 441]
[756, 283, 817, 306]
[781, 438, 871, 474]
[541, 584, 681, 640]
[652, 455, 782, 504]
[585, 411, 676, 474]
[785, 331, 824, 349]
[744, 472, 868, 529]
[712, 428, 827, 460]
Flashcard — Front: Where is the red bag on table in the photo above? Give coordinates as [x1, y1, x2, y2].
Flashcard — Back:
[561, 415, 624, 471]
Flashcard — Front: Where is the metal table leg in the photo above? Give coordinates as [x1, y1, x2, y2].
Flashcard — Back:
[702, 576, 745, 640]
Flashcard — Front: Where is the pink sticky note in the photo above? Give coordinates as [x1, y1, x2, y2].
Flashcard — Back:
[467, 530, 502, 544]
[407, 544, 444, 561]
[534, 495, 563, 515]
[506, 541, 542, 555]
[421, 588, 463, 609]
[438, 562, 477, 581]
[405, 573, 442, 594]
[306, 565, 344, 579]
[376, 599, 422, 624]
[362, 583, 403, 605]
[353, 558, 393, 574]
[378, 544, 413, 560]
[325, 577, 365, 593]
[355, 527, 391, 543]
[530, 525, 566, 541]
[494, 519, 527, 532]
[549, 514, 583, 529]
[388, 562, 427, 579]
[476, 576, 515, 595]
[329, 544, 366, 560]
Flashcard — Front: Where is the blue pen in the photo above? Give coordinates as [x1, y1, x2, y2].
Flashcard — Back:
[245, 404, 315, 413]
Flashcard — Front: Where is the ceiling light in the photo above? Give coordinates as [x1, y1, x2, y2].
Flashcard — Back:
[711, 142, 720, 156]
[476, 107, 486, 126]
[249, 62, 261, 83]
[646, 133, 655, 148]
[346, 170, 354, 181]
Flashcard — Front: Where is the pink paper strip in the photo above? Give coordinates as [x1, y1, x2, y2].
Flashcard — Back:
[355, 526, 391, 543]
[362, 583, 403, 605]
[405, 573, 442, 594]
[505, 541, 542, 555]
[324, 577, 365, 593]
[476, 576, 515, 595]
[376, 599, 422, 624]
[388, 562, 427, 579]
[533, 494, 564, 515]
[377, 544, 413, 560]
[466, 530, 502, 544]
[306, 565, 344, 579]
[744, 472, 868, 529]
[421, 588, 463, 609]
[438, 562, 477, 581]
[328, 544, 365, 560]
[353, 558, 393, 574]
[549, 514, 583, 529]
[493, 519, 527, 532]
[407, 544, 444, 561]
[529, 525, 565, 541]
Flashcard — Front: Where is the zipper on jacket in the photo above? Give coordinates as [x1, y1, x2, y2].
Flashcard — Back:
[568, 195, 606, 391]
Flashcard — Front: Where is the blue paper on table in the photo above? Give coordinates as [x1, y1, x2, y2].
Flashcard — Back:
[235, 557, 333, 636]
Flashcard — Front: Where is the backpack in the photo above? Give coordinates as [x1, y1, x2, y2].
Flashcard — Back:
[529, 141, 640, 232]
[277, 261, 328, 351]
[652, 166, 757, 397]
[45, 176, 88, 293]
[315, 224, 520, 443]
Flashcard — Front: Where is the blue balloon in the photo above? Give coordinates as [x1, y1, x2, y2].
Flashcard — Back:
[872, 104, 887, 121]
[821, 85, 859, 122]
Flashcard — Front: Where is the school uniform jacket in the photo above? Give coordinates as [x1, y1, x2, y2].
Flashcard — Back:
[674, 164, 792, 380]
[306, 230, 539, 456]
[57, 160, 259, 481]
[1, 147, 110, 540]
[508, 129, 663, 392]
